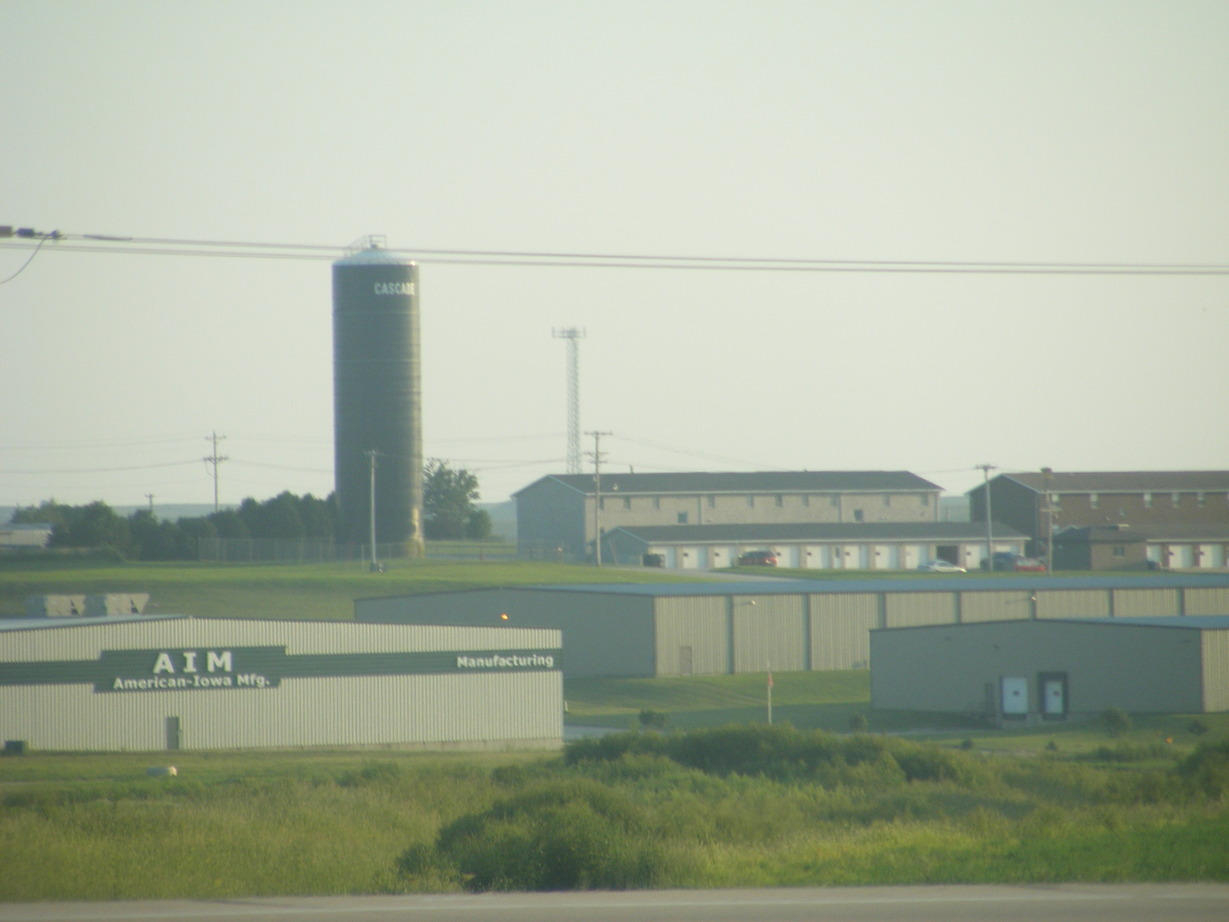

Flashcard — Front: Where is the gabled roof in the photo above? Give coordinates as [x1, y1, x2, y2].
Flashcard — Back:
[986, 471, 1229, 495]
[608, 521, 1025, 544]
[515, 470, 941, 498]
[1056, 523, 1229, 543]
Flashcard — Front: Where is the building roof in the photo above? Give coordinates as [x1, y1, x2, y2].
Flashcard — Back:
[360, 572, 1229, 604]
[989, 470, 1229, 494]
[515, 470, 941, 498]
[608, 521, 1025, 544]
[1055, 523, 1229, 543]
[0, 614, 187, 633]
[873, 615, 1229, 633]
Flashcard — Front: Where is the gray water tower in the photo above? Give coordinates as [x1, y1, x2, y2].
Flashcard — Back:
[332, 237, 423, 554]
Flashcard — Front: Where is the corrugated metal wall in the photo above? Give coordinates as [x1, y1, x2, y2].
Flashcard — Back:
[654, 597, 728, 676]
[1201, 631, 1229, 712]
[1037, 590, 1110, 619]
[958, 591, 1034, 624]
[732, 595, 805, 674]
[810, 593, 877, 669]
[0, 620, 561, 752]
[884, 592, 955, 627]
[1187, 587, 1229, 615]
[1112, 588, 1181, 617]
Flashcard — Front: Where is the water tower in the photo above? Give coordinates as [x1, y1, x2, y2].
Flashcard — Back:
[332, 237, 423, 555]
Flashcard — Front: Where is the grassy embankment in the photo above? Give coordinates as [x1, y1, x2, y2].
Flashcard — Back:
[2, 711, 1227, 900]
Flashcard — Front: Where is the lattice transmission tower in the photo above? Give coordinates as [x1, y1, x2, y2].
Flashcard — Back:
[552, 327, 585, 473]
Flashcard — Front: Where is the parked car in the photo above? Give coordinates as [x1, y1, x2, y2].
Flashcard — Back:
[917, 559, 966, 573]
[737, 550, 778, 567]
[642, 553, 665, 568]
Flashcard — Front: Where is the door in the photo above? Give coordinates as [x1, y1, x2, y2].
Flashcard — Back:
[1039, 673, 1067, 720]
[165, 716, 182, 750]
[1000, 677, 1028, 719]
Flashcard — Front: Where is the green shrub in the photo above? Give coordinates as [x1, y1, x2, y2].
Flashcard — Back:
[403, 779, 673, 891]
[1177, 738, 1229, 799]
[1100, 708, 1133, 738]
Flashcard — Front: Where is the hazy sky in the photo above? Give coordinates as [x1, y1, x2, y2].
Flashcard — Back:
[3, 1, 1227, 511]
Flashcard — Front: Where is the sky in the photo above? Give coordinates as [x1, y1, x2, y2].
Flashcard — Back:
[2, 1, 1227, 512]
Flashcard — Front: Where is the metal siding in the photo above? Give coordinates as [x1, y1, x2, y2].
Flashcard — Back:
[358, 589, 651, 678]
[0, 620, 561, 751]
[732, 595, 805, 674]
[1185, 587, 1229, 616]
[810, 593, 877, 669]
[1112, 588, 1181, 617]
[959, 591, 1034, 623]
[654, 597, 728, 676]
[884, 591, 957, 627]
[1036, 590, 1111, 619]
[873, 621, 1206, 716]
[1202, 632, 1229, 712]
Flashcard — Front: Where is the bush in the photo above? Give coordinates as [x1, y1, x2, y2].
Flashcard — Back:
[401, 779, 672, 891]
[1177, 738, 1229, 800]
[1100, 708, 1133, 738]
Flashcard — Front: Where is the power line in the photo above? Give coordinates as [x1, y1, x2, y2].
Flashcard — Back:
[3, 229, 1228, 275]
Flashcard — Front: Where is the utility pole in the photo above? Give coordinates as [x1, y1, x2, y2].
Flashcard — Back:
[1041, 466, 1055, 573]
[365, 449, 382, 572]
[553, 328, 585, 474]
[203, 433, 228, 513]
[585, 430, 611, 566]
[145, 494, 154, 516]
[977, 463, 996, 569]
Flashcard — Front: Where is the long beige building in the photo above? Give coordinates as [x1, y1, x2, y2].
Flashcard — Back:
[0, 615, 562, 752]
[515, 470, 943, 561]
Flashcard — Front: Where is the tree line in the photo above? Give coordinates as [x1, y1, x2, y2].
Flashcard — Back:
[6, 459, 492, 561]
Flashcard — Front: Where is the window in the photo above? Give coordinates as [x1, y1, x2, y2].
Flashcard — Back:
[622, 497, 631, 510]
[653, 497, 661, 510]
[853, 509, 864, 522]
[1089, 493, 1099, 509]
[830, 495, 839, 507]
[1172, 492, 1181, 507]
[707, 495, 716, 508]
[1144, 492, 1153, 508]
[1198, 492, 1206, 507]
[883, 495, 891, 506]
[677, 512, 688, 524]
[747, 496, 755, 508]
[802, 494, 810, 507]
[1112, 545, 1126, 557]
[774, 494, 783, 507]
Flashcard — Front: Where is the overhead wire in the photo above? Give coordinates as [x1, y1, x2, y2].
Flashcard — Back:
[2, 232, 1228, 275]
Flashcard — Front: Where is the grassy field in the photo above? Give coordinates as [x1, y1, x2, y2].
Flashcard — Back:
[1, 558, 1227, 900]
[0, 556, 703, 620]
[2, 711, 1227, 900]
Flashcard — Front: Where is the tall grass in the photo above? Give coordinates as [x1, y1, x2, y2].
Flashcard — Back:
[3, 729, 1227, 901]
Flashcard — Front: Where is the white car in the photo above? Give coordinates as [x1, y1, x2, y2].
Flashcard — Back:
[918, 560, 966, 573]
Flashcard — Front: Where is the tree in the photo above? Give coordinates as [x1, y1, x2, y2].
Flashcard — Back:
[9, 500, 70, 527]
[48, 501, 132, 556]
[423, 459, 485, 540]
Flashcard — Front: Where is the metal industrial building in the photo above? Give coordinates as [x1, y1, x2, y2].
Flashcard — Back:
[0, 616, 561, 752]
[604, 521, 1027, 571]
[355, 573, 1229, 679]
[870, 616, 1229, 718]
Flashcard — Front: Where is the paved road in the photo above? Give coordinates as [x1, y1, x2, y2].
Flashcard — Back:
[4, 885, 1229, 922]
